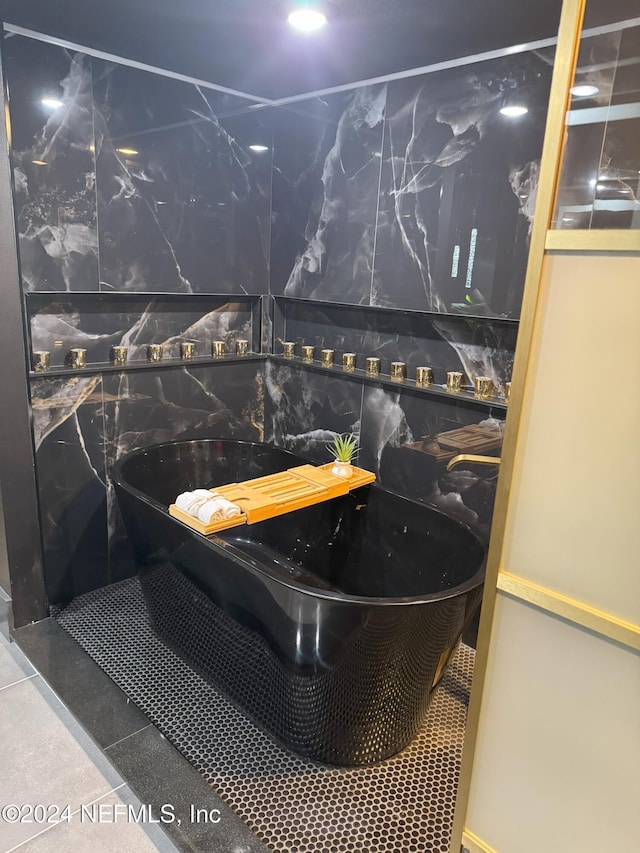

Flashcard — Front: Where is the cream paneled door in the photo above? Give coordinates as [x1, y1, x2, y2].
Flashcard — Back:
[450, 1, 640, 851]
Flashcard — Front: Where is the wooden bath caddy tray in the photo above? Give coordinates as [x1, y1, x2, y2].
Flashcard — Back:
[168, 463, 376, 535]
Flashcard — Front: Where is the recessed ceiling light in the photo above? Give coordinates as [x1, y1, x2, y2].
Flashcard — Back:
[288, 8, 327, 32]
[41, 97, 63, 109]
[116, 147, 139, 156]
[500, 105, 528, 117]
[249, 144, 270, 152]
[570, 84, 600, 98]
[32, 160, 47, 166]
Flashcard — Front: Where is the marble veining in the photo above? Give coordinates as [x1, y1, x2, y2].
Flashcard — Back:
[93, 59, 271, 293]
[28, 295, 254, 367]
[265, 362, 503, 538]
[4, 33, 272, 297]
[31, 375, 107, 601]
[272, 87, 386, 303]
[31, 363, 265, 601]
[279, 301, 517, 389]
[359, 386, 504, 537]
[265, 362, 362, 461]
[4, 34, 99, 291]
[272, 51, 553, 317]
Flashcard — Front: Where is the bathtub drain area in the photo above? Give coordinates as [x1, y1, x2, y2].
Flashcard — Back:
[54, 577, 474, 853]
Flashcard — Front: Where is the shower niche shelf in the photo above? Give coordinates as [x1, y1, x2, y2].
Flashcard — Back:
[269, 354, 508, 411]
[271, 296, 514, 411]
[28, 353, 266, 380]
[25, 291, 264, 373]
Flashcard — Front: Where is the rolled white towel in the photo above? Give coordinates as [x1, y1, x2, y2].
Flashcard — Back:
[174, 489, 239, 524]
[175, 489, 218, 512]
[196, 496, 241, 525]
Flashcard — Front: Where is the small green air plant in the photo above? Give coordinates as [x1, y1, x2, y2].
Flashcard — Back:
[421, 416, 443, 443]
[327, 433, 359, 464]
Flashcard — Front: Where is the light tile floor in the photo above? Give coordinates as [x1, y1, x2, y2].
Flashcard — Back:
[0, 632, 177, 853]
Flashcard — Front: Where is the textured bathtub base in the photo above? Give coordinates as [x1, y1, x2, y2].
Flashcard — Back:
[54, 577, 474, 853]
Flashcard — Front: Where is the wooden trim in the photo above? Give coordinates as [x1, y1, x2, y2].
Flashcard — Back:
[545, 229, 640, 252]
[497, 571, 640, 651]
[449, 0, 588, 848]
[462, 829, 500, 853]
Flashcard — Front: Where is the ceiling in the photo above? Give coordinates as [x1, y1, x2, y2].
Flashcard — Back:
[0, 0, 623, 100]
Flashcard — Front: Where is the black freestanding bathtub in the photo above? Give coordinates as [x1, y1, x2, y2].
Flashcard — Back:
[112, 439, 485, 766]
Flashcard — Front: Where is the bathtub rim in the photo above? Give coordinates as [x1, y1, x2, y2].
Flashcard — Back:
[112, 438, 487, 608]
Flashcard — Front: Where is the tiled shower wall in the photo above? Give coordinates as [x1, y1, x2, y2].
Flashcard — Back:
[3, 30, 554, 603]
[265, 52, 554, 535]
[3, 32, 269, 602]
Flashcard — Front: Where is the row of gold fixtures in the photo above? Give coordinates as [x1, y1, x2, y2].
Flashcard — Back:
[32, 339, 250, 370]
[281, 342, 510, 402]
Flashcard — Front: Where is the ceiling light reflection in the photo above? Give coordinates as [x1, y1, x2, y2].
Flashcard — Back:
[570, 84, 600, 98]
[41, 97, 63, 109]
[288, 9, 327, 32]
[249, 144, 270, 152]
[499, 105, 528, 118]
[116, 147, 139, 156]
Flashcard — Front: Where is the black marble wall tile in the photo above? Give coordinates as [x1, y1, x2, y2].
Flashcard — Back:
[359, 386, 504, 538]
[273, 51, 553, 318]
[280, 301, 517, 388]
[371, 53, 553, 316]
[271, 87, 386, 302]
[3, 33, 99, 292]
[28, 294, 254, 367]
[30, 362, 265, 600]
[265, 362, 363, 462]
[103, 362, 265, 580]
[31, 376, 107, 602]
[92, 60, 271, 294]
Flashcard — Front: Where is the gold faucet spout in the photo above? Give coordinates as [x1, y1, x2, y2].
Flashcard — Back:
[446, 454, 501, 472]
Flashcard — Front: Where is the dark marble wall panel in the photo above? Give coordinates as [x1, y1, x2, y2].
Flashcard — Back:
[29, 362, 264, 601]
[92, 60, 271, 294]
[372, 53, 553, 316]
[281, 301, 517, 389]
[4, 33, 273, 297]
[267, 49, 553, 532]
[265, 361, 504, 539]
[359, 386, 504, 539]
[272, 51, 553, 318]
[28, 294, 254, 367]
[31, 376, 107, 602]
[265, 362, 363, 462]
[3, 33, 99, 292]
[5, 33, 271, 603]
[103, 362, 265, 581]
[271, 87, 386, 302]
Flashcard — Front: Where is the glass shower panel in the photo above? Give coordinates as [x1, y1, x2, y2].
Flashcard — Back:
[553, 6, 640, 230]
